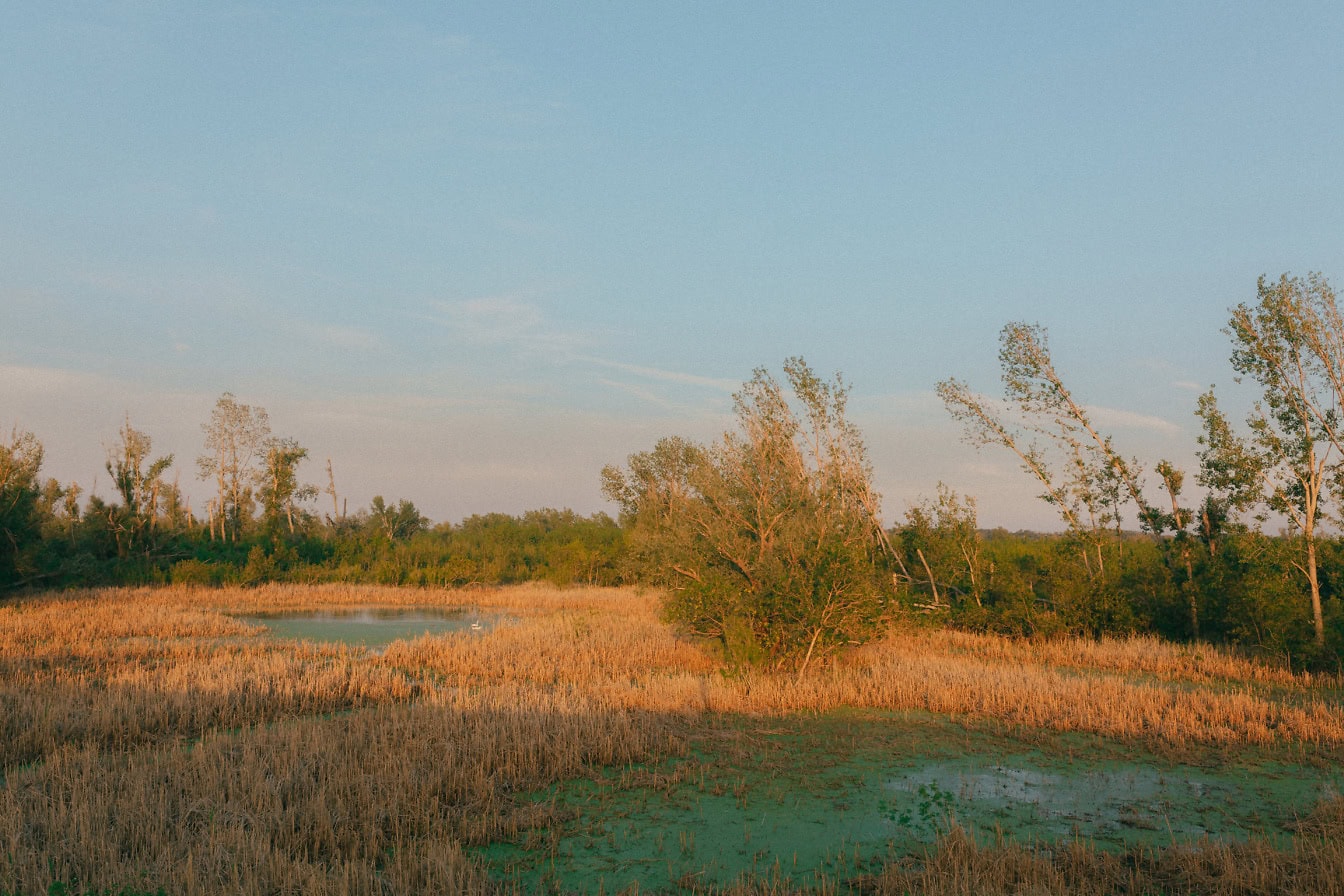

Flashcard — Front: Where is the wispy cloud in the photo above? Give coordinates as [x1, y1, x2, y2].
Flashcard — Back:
[598, 378, 679, 410]
[581, 357, 738, 392]
[1085, 405, 1182, 434]
[1173, 380, 1207, 392]
[0, 364, 110, 395]
[431, 295, 589, 356]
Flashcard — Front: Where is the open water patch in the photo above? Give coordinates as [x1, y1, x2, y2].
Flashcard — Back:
[477, 710, 1341, 894]
[240, 607, 504, 651]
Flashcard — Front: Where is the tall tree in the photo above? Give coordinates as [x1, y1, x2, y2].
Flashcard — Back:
[259, 437, 316, 535]
[938, 322, 1156, 581]
[105, 416, 174, 557]
[369, 496, 428, 541]
[1150, 459, 1199, 638]
[0, 428, 44, 590]
[197, 393, 270, 542]
[1209, 274, 1344, 647]
[603, 358, 891, 673]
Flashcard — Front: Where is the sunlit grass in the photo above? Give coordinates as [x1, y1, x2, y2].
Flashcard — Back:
[3, 583, 1343, 894]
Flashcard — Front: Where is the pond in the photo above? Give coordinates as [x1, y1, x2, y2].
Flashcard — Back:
[478, 710, 1342, 894]
[240, 607, 504, 651]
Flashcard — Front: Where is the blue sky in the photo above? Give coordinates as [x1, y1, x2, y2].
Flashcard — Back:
[4, 2, 1343, 529]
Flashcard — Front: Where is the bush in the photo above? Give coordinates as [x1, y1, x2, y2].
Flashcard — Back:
[170, 558, 219, 586]
[603, 359, 893, 672]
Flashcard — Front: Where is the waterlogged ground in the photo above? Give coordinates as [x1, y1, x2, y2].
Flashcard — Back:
[239, 607, 503, 650]
[479, 709, 1341, 894]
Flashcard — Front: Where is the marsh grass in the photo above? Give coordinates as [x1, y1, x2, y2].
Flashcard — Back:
[3, 583, 1344, 894]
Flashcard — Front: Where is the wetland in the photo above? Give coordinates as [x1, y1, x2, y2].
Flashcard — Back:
[3, 583, 1343, 895]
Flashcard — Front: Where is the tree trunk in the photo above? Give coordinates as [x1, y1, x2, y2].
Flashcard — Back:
[1182, 544, 1199, 640]
[916, 547, 941, 607]
[1308, 532, 1325, 647]
[797, 627, 824, 679]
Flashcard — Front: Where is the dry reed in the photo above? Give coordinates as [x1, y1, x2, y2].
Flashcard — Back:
[4, 583, 1343, 895]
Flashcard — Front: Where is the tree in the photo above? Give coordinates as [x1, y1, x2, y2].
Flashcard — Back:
[1205, 274, 1344, 647]
[937, 322, 1156, 581]
[259, 437, 317, 535]
[369, 496, 428, 541]
[602, 358, 892, 673]
[104, 416, 174, 557]
[197, 393, 270, 541]
[897, 484, 985, 610]
[0, 427, 44, 589]
[1150, 459, 1199, 638]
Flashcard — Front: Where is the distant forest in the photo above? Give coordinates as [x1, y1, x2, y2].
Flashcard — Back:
[4, 274, 1344, 670]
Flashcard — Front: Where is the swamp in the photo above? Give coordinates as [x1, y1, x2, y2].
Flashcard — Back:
[3, 583, 1344, 895]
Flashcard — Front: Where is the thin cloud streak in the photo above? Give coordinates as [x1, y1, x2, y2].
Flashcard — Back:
[1085, 405, 1183, 435]
[580, 356, 739, 392]
[430, 296, 591, 356]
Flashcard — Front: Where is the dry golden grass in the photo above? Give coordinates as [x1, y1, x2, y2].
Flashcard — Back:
[886, 625, 1339, 689]
[857, 809, 1344, 896]
[381, 596, 1344, 751]
[3, 582, 1343, 895]
[1, 692, 676, 894]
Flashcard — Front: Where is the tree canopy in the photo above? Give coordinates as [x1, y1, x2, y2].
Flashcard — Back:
[603, 357, 893, 672]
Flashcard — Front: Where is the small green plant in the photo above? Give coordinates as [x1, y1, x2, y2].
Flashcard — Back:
[885, 780, 957, 837]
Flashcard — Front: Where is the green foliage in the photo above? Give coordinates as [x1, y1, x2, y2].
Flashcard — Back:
[1210, 273, 1344, 647]
[170, 558, 222, 586]
[604, 358, 893, 672]
[197, 392, 271, 542]
[368, 495, 428, 541]
[884, 780, 957, 838]
[258, 437, 316, 536]
[938, 322, 1153, 584]
[103, 417, 175, 560]
[0, 427, 44, 590]
[7, 291, 1344, 670]
[895, 484, 986, 611]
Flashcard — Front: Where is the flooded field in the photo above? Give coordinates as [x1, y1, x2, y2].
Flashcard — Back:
[5, 584, 1343, 895]
[480, 710, 1341, 893]
[239, 607, 504, 650]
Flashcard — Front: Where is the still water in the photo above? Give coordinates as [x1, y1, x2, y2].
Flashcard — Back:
[240, 607, 501, 650]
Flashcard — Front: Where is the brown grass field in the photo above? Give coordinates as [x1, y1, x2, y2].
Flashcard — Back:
[3, 583, 1343, 894]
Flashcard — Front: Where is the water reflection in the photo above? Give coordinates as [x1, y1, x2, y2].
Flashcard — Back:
[240, 607, 504, 650]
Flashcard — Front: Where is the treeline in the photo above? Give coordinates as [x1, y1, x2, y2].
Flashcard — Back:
[1, 411, 1340, 668]
[4, 274, 1344, 670]
[0, 395, 625, 591]
[600, 275, 1344, 672]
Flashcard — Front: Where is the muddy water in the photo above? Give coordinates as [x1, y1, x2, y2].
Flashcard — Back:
[240, 607, 502, 651]
[479, 710, 1341, 893]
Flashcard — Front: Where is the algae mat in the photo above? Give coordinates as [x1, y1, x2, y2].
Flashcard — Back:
[478, 710, 1341, 894]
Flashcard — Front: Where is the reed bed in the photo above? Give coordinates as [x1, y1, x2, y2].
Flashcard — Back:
[1, 642, 419, 768]
[886, 626, 1339, 689]
[4, 583, 1343, 894]
[859, 806, 1344, 896]
[378, 604, 1344, 752]
[1, 691, 678, 895]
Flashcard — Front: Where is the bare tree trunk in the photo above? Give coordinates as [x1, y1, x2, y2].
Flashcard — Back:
[959, 543, 982, 606]
[1179, 543, 1198, 639]
[797, 626, 824, 679]
[1308, 529, 1324, 647]
[915, 547, 941, 607]
[326, 459, 340, 520]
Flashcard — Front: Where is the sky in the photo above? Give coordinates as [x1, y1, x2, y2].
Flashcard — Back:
[4, 2, 1344, 530]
